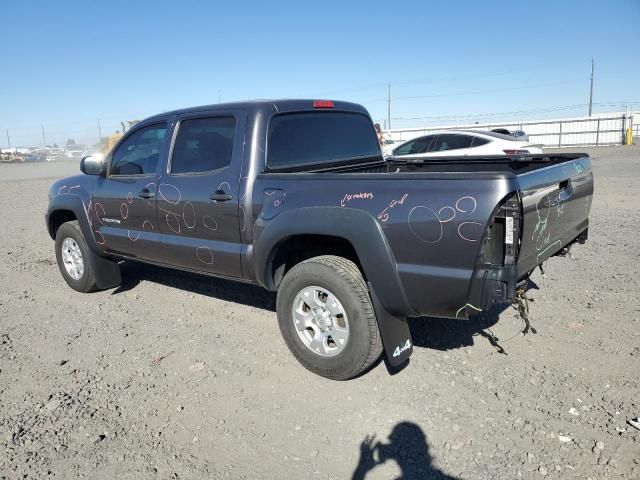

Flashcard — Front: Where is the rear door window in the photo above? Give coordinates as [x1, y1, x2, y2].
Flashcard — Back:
[267, 112, 380, 169]
[432, 134, 474, 152]
[170, 117, 236, 174]
[393, 135, 435, 155]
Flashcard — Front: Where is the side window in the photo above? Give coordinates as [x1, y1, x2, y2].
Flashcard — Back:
[393, 140, 417, 156]
[171, 117, 236, 174]
[110, 124, 167, 176]
[393, 135, 434, 155]
[471, 136, 490, 147]
[433, 134, 474, 152]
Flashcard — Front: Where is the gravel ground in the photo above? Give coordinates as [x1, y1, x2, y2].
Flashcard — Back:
[1, 147, 639, 479]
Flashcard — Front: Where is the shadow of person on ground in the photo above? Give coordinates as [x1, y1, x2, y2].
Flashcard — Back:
[110, 261, 276, 312]
[352, 422, 458, 480]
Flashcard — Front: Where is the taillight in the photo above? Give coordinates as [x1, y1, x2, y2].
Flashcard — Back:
[503, 195, 521, 265]
[503, 149, 530, 155]
[313, 100, 334, 109]
[482, 193, 521, 266]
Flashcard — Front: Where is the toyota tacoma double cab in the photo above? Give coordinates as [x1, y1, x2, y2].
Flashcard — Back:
[46, 99, 593, 380]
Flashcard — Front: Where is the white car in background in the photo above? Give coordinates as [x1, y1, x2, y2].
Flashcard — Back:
[385, 130, 543, 158]
[491, 128, 529, 141]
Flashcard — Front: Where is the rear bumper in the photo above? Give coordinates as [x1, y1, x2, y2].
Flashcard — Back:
[466, 226, 589, 316]
[467, 264, 518, 314]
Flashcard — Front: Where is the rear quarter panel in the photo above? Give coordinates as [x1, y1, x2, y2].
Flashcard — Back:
[250, 172, 515, 318]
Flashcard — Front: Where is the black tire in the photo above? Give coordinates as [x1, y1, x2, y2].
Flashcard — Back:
[54, 221, 98, 293]
[276, 255, 383, 380]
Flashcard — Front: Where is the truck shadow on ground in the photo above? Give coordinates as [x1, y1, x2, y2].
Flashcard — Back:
[352, 422, 459, 480]
[409, 307, 508, 354]
[410, 278, 540, 355]
[113, 261, 537, 356]
[112, 261, 277, 312]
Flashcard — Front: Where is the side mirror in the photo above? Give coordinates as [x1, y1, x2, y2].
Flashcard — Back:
[80, 153, 105, 175]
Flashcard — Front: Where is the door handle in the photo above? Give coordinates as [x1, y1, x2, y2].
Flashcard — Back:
[138, 189, 155, 199]
[209, 190, 233, 202]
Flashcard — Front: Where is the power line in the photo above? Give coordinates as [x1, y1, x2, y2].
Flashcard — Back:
[394, 62, 587, 86]
[387, 83, 391, 130]
[363, 79, 583, 104]
[390, 101, 640, 122]
[392, 104, 591, 121]
[296, 62, 583, 99]
[589, 58, 595, 117]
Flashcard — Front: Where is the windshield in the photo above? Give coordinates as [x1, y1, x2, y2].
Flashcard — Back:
[267, 111, 381, 170]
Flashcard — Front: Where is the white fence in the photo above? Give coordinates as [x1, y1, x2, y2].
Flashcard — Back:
[385, 112, 638, 147]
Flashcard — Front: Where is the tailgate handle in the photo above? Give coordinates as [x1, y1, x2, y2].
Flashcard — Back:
[558, 179, 573, 200]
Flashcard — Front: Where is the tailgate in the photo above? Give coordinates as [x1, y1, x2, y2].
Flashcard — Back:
[517, 155, 593, 275]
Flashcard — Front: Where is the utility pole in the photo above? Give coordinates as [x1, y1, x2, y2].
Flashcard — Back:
[387, 83, 391, 131]
[97, 118, 102, 141]
[5, 129, 10, 148]
[41, 125, 46, 147]
[588, 58, 594, 117]
[218, 90, 221, 103]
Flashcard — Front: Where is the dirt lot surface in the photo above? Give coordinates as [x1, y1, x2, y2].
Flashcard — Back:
[1, 147, 639, 479]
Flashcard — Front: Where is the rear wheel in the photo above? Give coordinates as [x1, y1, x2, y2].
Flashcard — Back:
[276, 255, 383, 380]
[55, 221, 98, 293]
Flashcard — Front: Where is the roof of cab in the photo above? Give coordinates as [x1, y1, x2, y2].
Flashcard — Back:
[142, 99, 368, 123]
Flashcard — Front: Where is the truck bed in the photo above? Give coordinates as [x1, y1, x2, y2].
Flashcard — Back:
[320, 153, 593, 276]
[387, 152, 593, 275]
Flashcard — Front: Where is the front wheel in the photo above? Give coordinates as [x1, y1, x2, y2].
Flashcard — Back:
[276, 255, 383, 380]
[55, 221, 98, 293]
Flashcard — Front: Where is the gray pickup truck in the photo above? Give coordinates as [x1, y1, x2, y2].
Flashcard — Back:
[46, 99, 593, 379]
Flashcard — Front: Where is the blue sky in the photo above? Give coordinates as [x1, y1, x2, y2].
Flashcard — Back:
[1, 0, 638, 146]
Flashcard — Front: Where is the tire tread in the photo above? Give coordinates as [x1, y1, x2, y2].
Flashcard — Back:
[307, 255, 383, 376]
[55, 221, 98, 293]
[277, 255, 383, 380]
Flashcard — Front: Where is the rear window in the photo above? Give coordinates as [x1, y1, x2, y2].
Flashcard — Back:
[471, 136, 490, 147]
[267, 112, 380, 169]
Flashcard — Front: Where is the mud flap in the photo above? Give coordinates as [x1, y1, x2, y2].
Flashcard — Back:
[368, 283, 413, 366]
[88, 252, 122, 290]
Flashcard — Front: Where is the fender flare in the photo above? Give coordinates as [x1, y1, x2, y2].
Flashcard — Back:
[46, 195, 121, 290]
[254, 206, 413, 316]
[47, 194, 97, 250]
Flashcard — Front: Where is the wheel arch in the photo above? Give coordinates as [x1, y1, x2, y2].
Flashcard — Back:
[268, 233, 362, 289]
[47, 195, 122, 290]
[46, 195, 97, 251]
[48, 209, 78, 238]
[254, 207, 414, 317]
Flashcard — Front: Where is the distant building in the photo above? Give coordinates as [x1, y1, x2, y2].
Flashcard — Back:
[1, 147, 30, 154]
